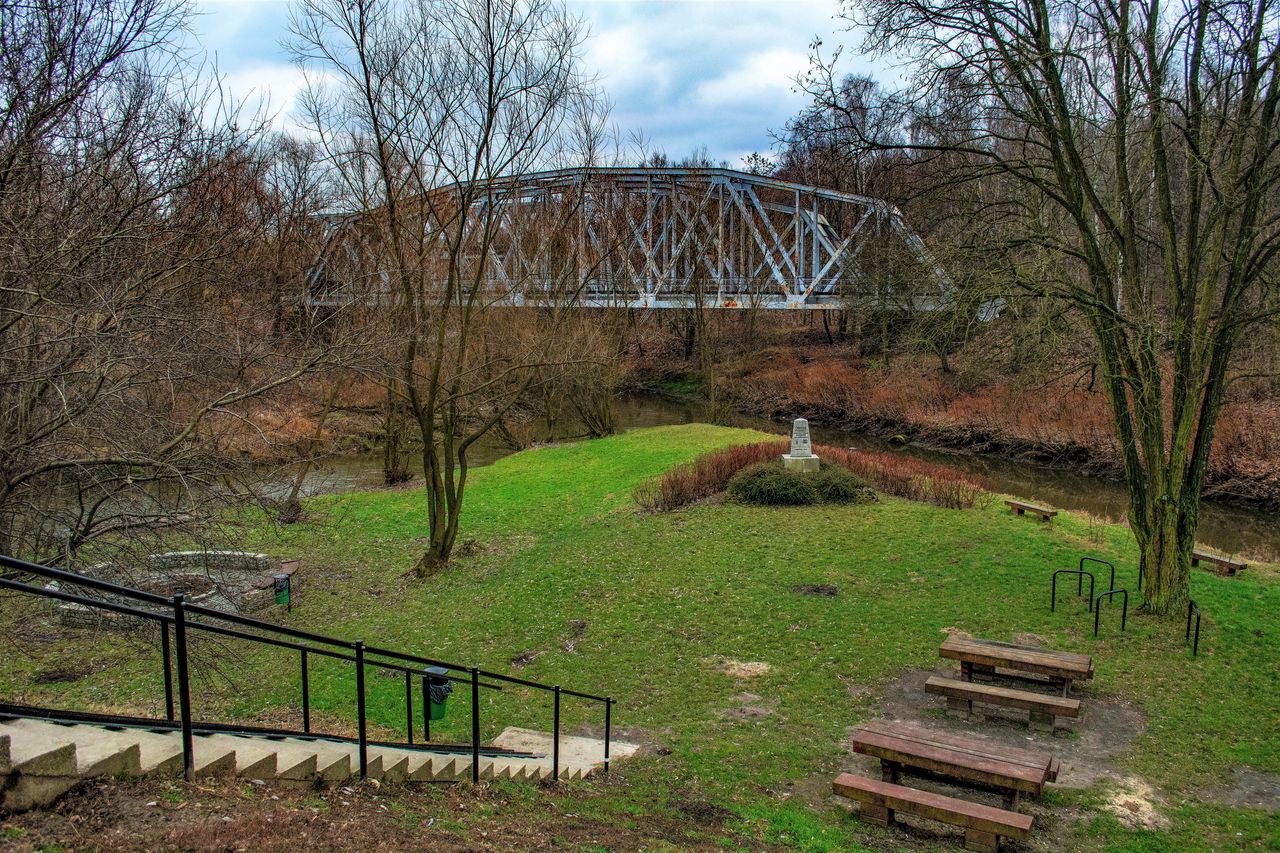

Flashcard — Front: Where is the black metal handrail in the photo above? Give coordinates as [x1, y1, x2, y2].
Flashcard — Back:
[0, 553, 614, 784]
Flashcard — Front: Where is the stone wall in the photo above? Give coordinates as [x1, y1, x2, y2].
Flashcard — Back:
[147, 551, 273, 574]
[54, 551, 291, 628]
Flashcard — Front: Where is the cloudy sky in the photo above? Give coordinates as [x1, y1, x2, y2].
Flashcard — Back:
[192, 0, 880, 167]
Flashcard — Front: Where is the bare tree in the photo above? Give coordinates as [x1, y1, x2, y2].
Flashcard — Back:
[0, 0, 348, 566]
[290, 0, 602, 574]
[812, 0, 1280, 613]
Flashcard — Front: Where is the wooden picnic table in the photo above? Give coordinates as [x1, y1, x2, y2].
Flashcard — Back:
[851, 720, 1058, 810]
[940, 635, 1094, 697]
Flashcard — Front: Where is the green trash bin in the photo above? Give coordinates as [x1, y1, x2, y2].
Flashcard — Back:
[272, 573, 291, 609]
[425, 666, 452, 720]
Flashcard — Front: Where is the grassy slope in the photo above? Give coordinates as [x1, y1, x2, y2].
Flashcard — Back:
[4, 424, 1278, 851]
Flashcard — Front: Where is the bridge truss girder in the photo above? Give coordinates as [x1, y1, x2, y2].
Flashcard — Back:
[305, 167, 951, 311]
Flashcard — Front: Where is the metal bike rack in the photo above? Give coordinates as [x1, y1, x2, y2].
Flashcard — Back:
[1051, 568, 1095, 612]
[1186, 600, 1202, 656]
[1094, 588, 1129, 637]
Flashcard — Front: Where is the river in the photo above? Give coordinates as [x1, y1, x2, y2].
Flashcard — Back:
[277, 392, 1280, 561]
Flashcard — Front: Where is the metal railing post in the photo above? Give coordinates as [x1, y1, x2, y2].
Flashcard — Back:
[422, 675, 431, 742]
[172, 594, 194, 781]
[404, 671, 413, 745]
[553, 685, 561, 782]
[603, 697, 612, 775]
[300, 649, 310, 734]
[355, 640, 367, 779]
[161, 621, 174, 721]
[470, 668, 480, 784]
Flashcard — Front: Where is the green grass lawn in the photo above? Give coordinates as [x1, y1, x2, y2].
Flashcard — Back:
[4, 424, 1278, 851]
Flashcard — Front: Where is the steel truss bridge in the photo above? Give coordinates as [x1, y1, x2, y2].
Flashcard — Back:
[305, 167, 952, 311]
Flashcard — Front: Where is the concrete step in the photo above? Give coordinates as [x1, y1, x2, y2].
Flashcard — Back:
[197, 735, 280, 780]
[4, 725, 79, 778]
[104, 727, 185, 776]
[252, 740, 321, 784]
[3, 720, 142, 778]
[189, 739, 237, 778]
[492, 727, 638, 778]
[0, 724, 81, 813]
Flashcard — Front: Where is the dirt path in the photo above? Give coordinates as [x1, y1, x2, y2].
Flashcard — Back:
[0, 775, 766, 853]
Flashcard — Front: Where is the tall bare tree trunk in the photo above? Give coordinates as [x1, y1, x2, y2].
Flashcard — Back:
[382, 383, 411, 485]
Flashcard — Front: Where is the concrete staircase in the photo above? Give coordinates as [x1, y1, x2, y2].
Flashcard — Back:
[0, 717, 602, 812]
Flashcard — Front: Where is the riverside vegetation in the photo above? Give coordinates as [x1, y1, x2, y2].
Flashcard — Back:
[1, 425, 1276, 851]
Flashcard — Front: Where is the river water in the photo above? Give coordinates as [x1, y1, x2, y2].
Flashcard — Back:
[280, 393, 1280, 560]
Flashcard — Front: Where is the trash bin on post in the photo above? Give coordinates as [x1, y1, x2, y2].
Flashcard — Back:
[272, 573, 291, 610]
[425, 666, 452, 721]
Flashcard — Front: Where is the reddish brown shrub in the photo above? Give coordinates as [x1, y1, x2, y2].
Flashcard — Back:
[814, 444, 987, 509]
[635, 438, 988, 511]
[633, 441, 788, 511]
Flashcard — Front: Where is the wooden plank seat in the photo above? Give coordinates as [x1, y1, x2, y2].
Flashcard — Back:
[852, 720, 1056, 808]
[940, 635, 1094, 696]
[833, 772, 1033, 852]
[1004, 499, 1057, 521]
[1191, 549, 1247, 575]
[926, 676, 1081, 731]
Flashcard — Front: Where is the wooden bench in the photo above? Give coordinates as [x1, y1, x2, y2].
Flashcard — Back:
[926, 676, 1081, 731]
[852, 720, 1057, 809]
[940, 635, 1094, 696]
[1192, 549, 1247, 576]
[833, 773, 1033, 852]
[1004, 499, 1057, 521]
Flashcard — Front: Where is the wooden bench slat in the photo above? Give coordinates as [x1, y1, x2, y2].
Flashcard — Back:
[858, 720, 1054, 771]
[940, 636, 1094, 679]
[833, 773, 1033, 839]
[925, 676, 1081, 716]
[943, 636, 1094, 668]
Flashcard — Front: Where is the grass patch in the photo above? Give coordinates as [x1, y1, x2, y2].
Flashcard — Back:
[2, 424, 1277, 851]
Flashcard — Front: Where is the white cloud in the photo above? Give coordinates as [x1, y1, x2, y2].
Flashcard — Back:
[186, 0, 859, 159]
[585, 24, 674, 97]
[691, 48, 809, 107]
[570, 0, 840, 160]
[220, 62, 311, 131]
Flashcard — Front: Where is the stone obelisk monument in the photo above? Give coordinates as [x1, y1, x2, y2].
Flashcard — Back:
[781, 418, 820, 472]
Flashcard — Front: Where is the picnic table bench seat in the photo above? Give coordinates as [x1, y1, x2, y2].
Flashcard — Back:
[1004, 499, 1057, 521]
[833, 772, 1033, 852]
[851, 720, 1057, 808]
[926, 675, 1081, 730]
